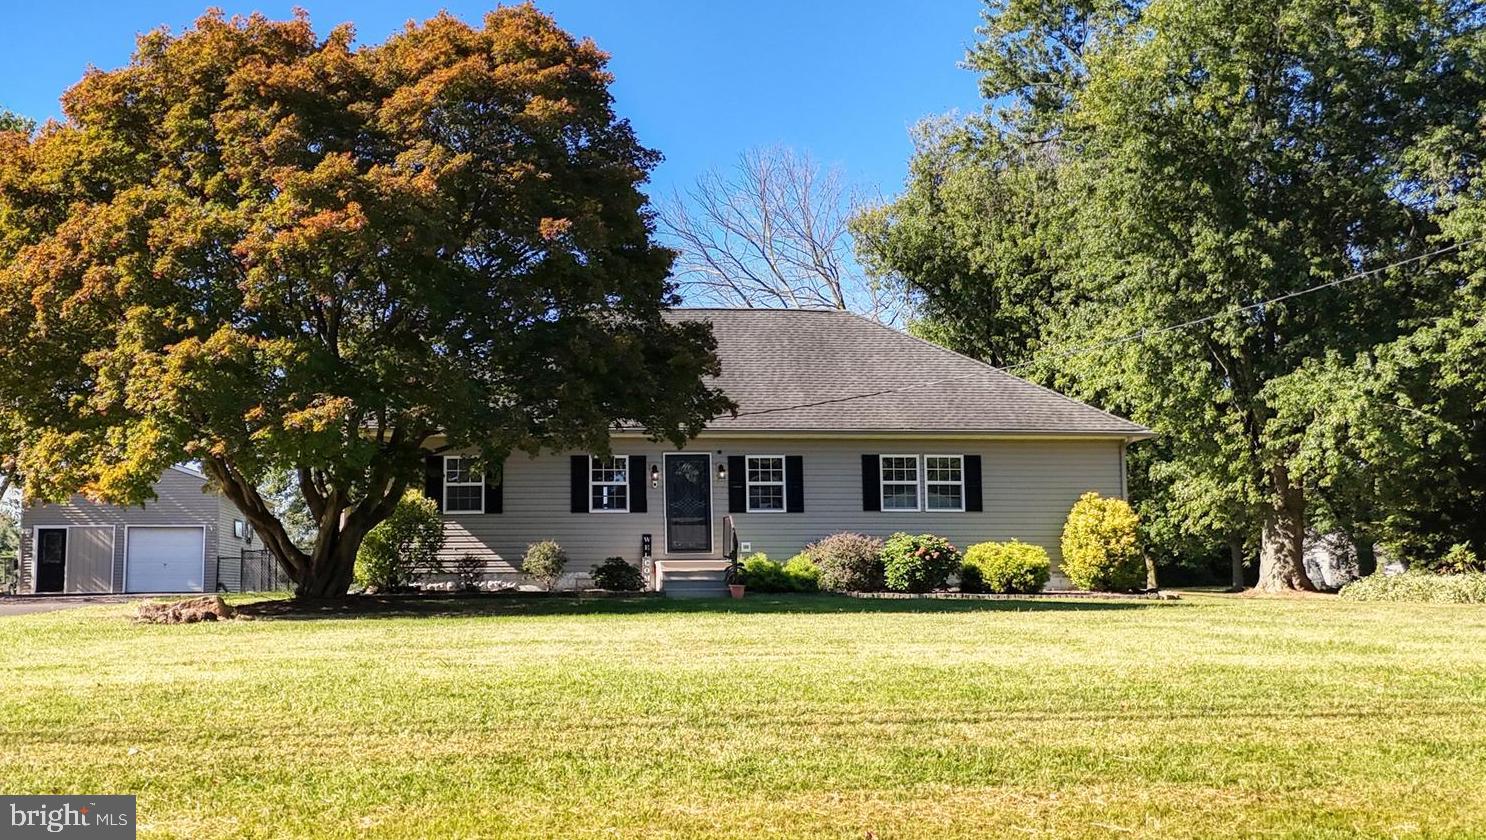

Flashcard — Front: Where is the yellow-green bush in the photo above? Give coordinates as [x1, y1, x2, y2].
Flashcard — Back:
[962, 540, 1051, 594]
[1059, 492, 1143, 591]
[355, 490, 445, 591]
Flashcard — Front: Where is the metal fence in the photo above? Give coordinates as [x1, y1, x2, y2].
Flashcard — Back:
[216, 549, 293, 593]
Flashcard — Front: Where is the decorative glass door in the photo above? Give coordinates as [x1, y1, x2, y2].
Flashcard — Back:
[664, 454, 712, 554]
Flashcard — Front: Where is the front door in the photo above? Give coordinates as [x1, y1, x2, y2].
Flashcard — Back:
[36, 529, 66, 593]
[664, 454, 712, 554]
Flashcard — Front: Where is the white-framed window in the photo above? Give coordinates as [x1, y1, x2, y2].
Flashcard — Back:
[444, 455, 485, 514]
[924, 455, 965, 512]
[880, 455, 921, 511]
[233, 519, 246, 540]
[746, 455, 786, 513]
[590, 455, 630, 513]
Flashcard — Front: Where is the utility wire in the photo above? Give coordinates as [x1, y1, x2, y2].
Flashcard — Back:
[732, 239, 1476, 418]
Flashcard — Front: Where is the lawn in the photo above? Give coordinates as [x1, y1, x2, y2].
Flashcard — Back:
[3, 593, 1486, 839]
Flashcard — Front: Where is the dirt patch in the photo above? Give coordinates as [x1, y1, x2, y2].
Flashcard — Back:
[136, 596, 237, 624]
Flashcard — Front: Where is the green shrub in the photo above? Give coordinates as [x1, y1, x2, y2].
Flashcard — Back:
[591, 556, 644, 591]
[742, 554, 794, 593]
[808, 532, 885, 592]
[355, 490, 445, 591]
[1060, 492, 1144, 591]
[881, 533, 962, 593]
[782, 553, 820, 592]
[963, 540, 1052, 594]
[1431, 543, 1484, 575]
[958, 562, 985, 594]
[522, 541, 568, 590]
[1340, 571, 1486, 603]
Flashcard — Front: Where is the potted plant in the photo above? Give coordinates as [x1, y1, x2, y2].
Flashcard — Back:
[724, 561, 746, 599]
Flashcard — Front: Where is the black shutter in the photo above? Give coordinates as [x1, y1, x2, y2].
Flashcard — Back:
[861, 454, 881, 511]
[628, 455, 647, 513]
[785, 455, 804, 513]
[424, 455, 444, 512]
[570, 455, 589, 513]
[484, 462, 503, 514]
[727, 455, 746, 513]
[965, 454, 983, 512]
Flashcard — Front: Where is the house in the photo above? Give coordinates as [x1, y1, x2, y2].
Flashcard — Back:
[426, 309, 1151, 592]
[18, 465, 259, 594]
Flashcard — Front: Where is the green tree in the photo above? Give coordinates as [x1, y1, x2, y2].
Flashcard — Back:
[0, 9, 732, 597]
[0, 109, 33, 136]
[859, 0, 1486, 591]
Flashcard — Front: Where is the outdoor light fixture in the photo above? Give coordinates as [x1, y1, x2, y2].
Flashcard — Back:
[717, 462, 728, 482]
[650, 464, 660, 488]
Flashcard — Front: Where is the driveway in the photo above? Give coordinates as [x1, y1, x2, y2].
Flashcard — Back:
[0, 595, 145, 617]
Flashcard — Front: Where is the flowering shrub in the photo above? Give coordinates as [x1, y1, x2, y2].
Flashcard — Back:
[807, 532, 885, 592]
[881, 532, 962, 593]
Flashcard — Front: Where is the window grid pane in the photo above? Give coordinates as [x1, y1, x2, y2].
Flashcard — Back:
[447, 485, 483, 511]
[746, 457, 784, 483]
[924, 455, 964, 511]
[882, 484, 919, 510]
[444, 457, 484, 513]
[748, 484, 785, 512]
[591, 484, 628, 511]
[746, 456, 786, 512]
[590, 455, 629, 511]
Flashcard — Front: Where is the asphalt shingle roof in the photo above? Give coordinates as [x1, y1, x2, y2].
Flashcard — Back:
[665, 308, 1149, 437]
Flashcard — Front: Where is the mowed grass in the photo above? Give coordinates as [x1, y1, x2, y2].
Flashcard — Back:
[3, 594, 1486, 839]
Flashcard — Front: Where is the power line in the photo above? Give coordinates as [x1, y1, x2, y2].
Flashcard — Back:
[1000, 239, 1476, 373]
[732, 240, 1475, 418]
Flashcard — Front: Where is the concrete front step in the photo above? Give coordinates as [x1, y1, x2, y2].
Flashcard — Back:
[664, 585, 729, 598]
[661, 570, 729, 598]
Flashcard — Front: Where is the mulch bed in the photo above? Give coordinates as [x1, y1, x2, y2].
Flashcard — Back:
[234, 590, 661, 620]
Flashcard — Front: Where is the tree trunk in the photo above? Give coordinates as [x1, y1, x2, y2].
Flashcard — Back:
[1355, 539, 1377, 577]
[1255, 467, 1316, 592]
[295, 526, 365, 598]
[1227, 536, 1247, 592]
[1144, 554, 1159, 591]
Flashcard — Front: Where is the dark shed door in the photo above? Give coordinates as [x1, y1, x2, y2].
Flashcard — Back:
[36, 529, 67, 593]
[665, 454, 712, 554]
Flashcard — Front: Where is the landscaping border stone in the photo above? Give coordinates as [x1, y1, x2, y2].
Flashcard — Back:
[845, 590, 1178, 601]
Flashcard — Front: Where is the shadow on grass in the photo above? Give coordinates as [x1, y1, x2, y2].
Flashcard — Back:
[235, 592, 1169, 621]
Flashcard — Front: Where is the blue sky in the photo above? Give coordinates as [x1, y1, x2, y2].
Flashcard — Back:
[0, 1, 987, 201]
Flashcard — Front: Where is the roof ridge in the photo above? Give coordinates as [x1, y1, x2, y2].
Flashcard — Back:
[836, 310, 1145, 431]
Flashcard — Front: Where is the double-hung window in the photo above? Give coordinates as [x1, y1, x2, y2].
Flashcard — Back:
[880, 455, 921, 511]
[444, 456, 484, 514]
[746, 455, 786, 512]
[590, 455, 629, 512]
[924, 455, 965, 511]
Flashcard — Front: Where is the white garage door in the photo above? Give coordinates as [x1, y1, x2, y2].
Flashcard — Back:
[125, 527, 205, 593]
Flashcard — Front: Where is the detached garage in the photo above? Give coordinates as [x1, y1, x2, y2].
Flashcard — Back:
[18, 465, 256, 594]
[124, 526, 206, 593]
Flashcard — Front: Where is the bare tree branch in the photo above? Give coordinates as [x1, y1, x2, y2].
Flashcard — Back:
[659, 146, 910, 325]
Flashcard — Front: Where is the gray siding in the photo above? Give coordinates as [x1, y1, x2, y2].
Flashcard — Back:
[214, 495, 251, 591]
[438, 436, 1125, 589]
[19, 468, 232, 594]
